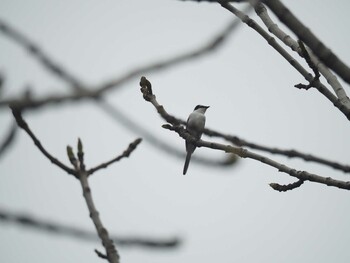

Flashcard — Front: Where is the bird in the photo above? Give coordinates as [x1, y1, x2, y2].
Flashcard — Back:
[183, 105, 210, 175]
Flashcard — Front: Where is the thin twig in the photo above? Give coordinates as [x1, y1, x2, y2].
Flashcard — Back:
[95, 249, 108, 260]
[0, 207, 180, 248]
[0, 121, 17, 159]
[87, 138, 142, 176]
[10, 107, 76, 176]
[141, 77, 350, 190]
[269, 180, 304, 192]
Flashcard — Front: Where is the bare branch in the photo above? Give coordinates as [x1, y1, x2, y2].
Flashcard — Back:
[163, 123, 350, 190]
[141, 77, 350, 190]
[216, 1, 350, 121]
[79, 171, 119, 263]
[97, 100, 235, 168]
[72, 140, 119, 263]
[263, 0, 350, 85]
[0, 18, 84, 90]
[95, 14, 247, 95]
[207, 129, 350, 174]
[269, 180, 304, 192]
[87, 138, 142, 176]
[0, 15, 243, 110]
[0, 121, 17, 159]
[0, 207, 180, 249]
[10, 107, 76, 176]
[254, 3, 350, 109]
[95, 249, 108, 260]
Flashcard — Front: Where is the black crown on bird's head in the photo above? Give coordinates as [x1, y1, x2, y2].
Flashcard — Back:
[194, 105, 210, 111]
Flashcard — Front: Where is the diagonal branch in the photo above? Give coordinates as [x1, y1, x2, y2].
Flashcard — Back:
[0, 14, 244, 110]
[254, 3, 350, 109]
[79, 169, 120, 263]
[0, 121, 17, 159]
[163, 124, 350, 190]
[203, 129, 350, 174]
[97, 100, 235, 167]
[87, 138, 142, 176]
[0, 18, 84, 90]
[263, 0, 350, 85]
[216, 1, 350, 121]
[10, 107, 76, 176]
[94, 13, 247, 95]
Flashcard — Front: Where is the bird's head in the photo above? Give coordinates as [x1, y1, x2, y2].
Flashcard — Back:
[194, 105, 210, 110]
[194, 105, 210, 113]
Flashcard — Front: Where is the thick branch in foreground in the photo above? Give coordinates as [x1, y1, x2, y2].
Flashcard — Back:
[140, 77, 350, 191]
[216, 1, 350, 121]
[263, 0, 350, 85]
[253, 3, 350, 110]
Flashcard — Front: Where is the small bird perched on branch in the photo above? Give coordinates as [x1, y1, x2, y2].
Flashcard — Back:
[183, 105, 210, 175]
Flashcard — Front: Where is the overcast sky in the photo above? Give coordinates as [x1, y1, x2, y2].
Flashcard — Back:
[1, 1, 350, 263]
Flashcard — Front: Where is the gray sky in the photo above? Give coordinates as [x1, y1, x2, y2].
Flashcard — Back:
[1, 1, 350, 263]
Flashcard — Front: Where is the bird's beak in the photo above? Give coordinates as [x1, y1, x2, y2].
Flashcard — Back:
[205, 106, 210, 109]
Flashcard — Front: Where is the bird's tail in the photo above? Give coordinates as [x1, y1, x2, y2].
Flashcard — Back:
[183, 152, 192, 175]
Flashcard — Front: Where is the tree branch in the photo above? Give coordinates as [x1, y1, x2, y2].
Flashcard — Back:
[0, 17, 241, 168]
[140, 76, 350, 174]
[0, 121, 17, 159]
[0, 15, 244, 110]
[0, 207, 180, 249]
[263, 0, 350, 85]
[68, 140, 119, 263]
[269, 179, 304, 192]
[140, 77, 350, 190]
[163, 124, 350, 190]
[0, 18, 84, 90]
[87, 138, 142, 176]
[204, 127, 350, 174]
[79, 169, 120, 263]
[10, 107, 76, 176]
[216, 1, 350, 121]
[97, 100, 236, 168]
[254, 2, 350, 109]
